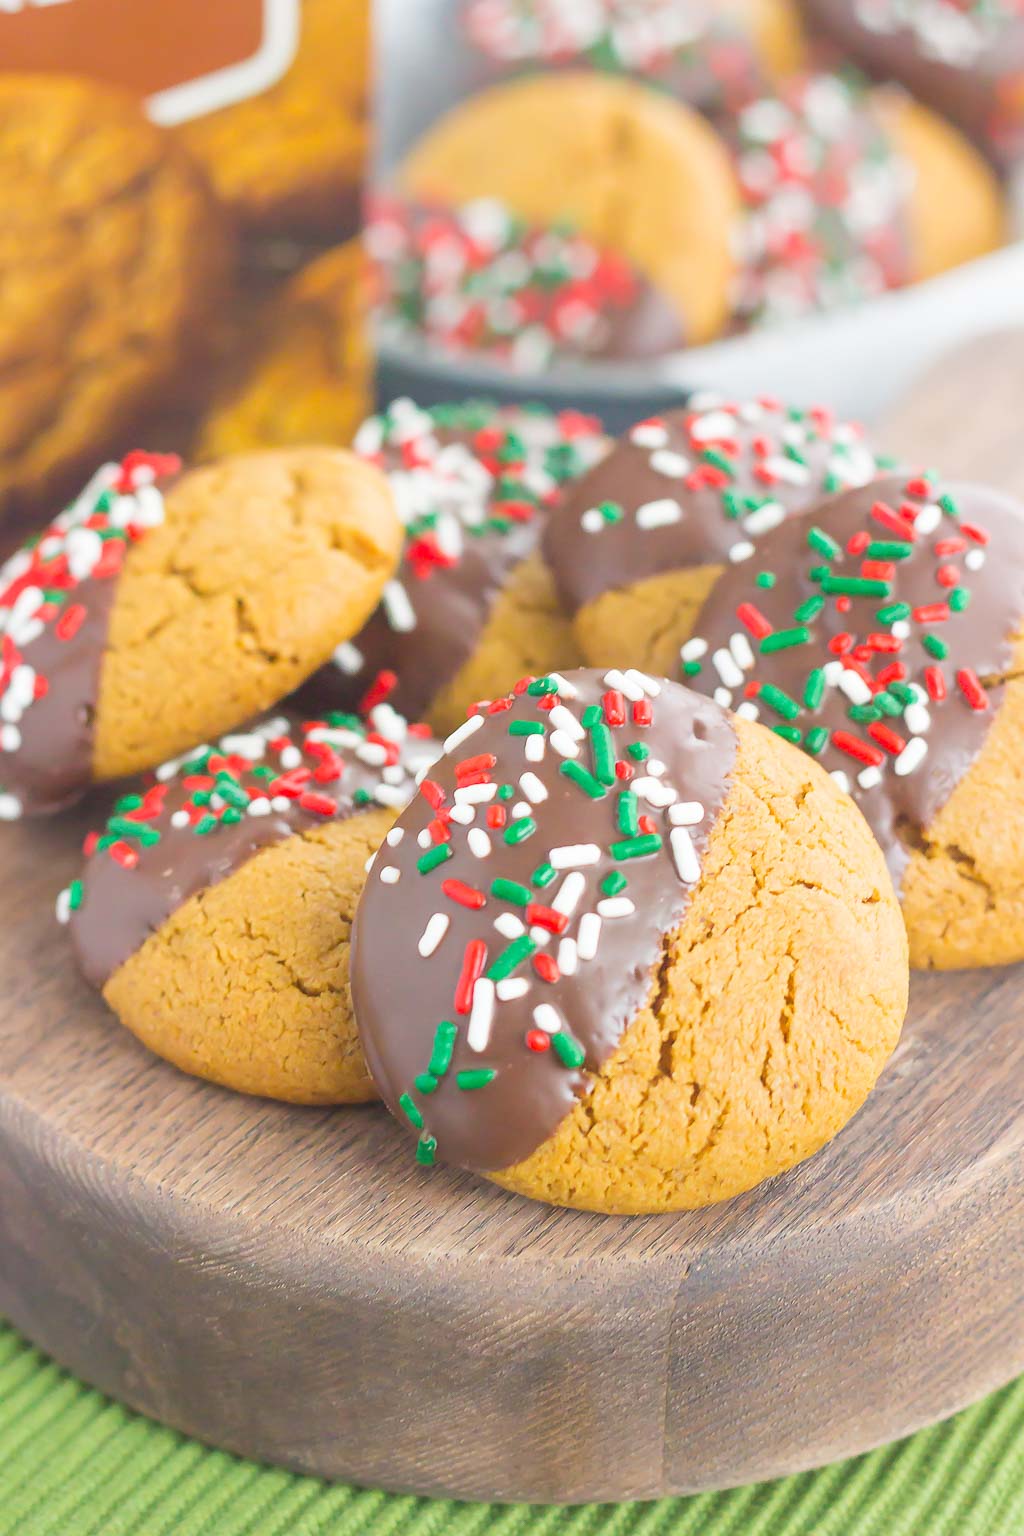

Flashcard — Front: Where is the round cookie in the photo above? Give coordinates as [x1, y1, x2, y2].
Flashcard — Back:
[544, 395, 885, 676]
[463, 0, 808, 117]
[396, 72, 742, 348]
[197, 241, 372, 462]
[296, 398, 608, 738]
[176, 0, 369, 235]
[350, 669, 908, 1214]
[0, 446, 401, 818]
[679, 472, 1024, 969]
[62, 710, 439, 1104]
[804, 0, 1024, 169]
[0, 74, 231, 522]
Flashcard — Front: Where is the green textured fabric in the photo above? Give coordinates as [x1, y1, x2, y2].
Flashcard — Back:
[0, 1322, 1021, 1536]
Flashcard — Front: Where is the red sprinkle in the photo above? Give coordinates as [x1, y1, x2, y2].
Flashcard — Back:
[871, 501, 916, 540]
[602, 690, 625, 726]
[108, 840, 139, 870]
[532, 953, 560, 983]
[442, 878, 486, 910]
[925, 666, 946, 702]
[525, 1030, 550, 1053]
[832, 731, 885, 768]
[956, 668, 989, 711]
[935, 564, 960, 588]
[454, 939, 487, 1015]
[486, 804, 506, 829]
[298, 791, 337, 817]
[736, 601, 773, 639]
[359, 669, 398, 714]
[525, 903, 569, 935]
[912, 603, 950, 624]
[867, 721, 906, 756]
[828, 632, 853, 656]
[55, 604, 86, 642]
[632, 699, 652, 727]
[420, 778, 446, 811]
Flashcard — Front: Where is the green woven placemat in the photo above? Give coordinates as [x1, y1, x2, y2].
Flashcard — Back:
[1, 1321, 1021, 1536]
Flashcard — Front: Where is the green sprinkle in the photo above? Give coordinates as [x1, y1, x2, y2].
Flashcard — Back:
[939, 493, 960, 519]
[805, 726, 829, 755]
[417, 843, 453, 874]
[487, 935, 537, 981]
[794, 595, 825, 623]
[581, 704, 602, 728]
[527, 676, 559, 696]
[701, 447, 734, 477]
[415, 1135, 437, 1167]
[773, 726, 802, 745]
[491, 877, 532, 907]
[560, 760, 606, 798]
[865, 541, 913, 561]
[848, 704, 881, 723]
[456, 1069, 496, 1091]
[599, 499, 624, 523]
[682, 660, 702, 677]
[876, 602, 912, 624]
[68, 879, 83, 912]
[221, 808, 243, 826]
[723, 491, 744, 520]
[617, 790, 639, 836]
[551, 1032, 586, 1069]
[497, 783, 515, 801]
[601, 870, 628, 897]
[759, 684, 800, 721]
[950, 587, 971, 612]
[531, 862, 556, 888]
[399, 1093, 424, 1129]
[808, 526, 841, 559]
[106, 817, 160, 846]
[923, 634, 949, 659]
[509, 720, 545, 736]
[194, 815, 219, 836]
[504, 817, 536, 846]
[252, 765, 275, 782]
[428, 1021, 457, 1078]
[191, 790, 212, 807]
[888, 681, 917, 705]
[589, 721, 616, 786]
[609, 833, 663, 860]
[414, 1073, 439, 1095]
[874, 691, 902, 717]
[96, 834, 116, 852]
[353, 788, 371, 807]
[215, 774, 250, 810]
[755, 571, 776, 589]
[808, 564, 831, 583]
[627, 742, 649, 762]
[803, 667, 826, 710]
[821, 575, 890, 597]
[114, 793, 143, 813]
[761, 626, 809, 653]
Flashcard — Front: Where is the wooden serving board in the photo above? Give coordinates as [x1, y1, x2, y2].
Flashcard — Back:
[2, 337, 1024, 1505]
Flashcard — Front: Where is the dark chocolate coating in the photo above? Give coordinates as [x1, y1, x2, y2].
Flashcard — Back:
[351, 669, 736, 1172]
[688, 475, 1024, 886]
[544, 401, 883, 615]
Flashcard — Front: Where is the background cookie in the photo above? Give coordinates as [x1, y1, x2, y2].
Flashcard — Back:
[0, 73, 232, 523]
[197, 241, 372, 461]
[63, 711, 438, 1103]
[297, 398, 608, 738]
[0, 446, 401, 818]
[544, 395, 885, 675]
[681, 473, 1024, 969]
[396, 72, 742, 347]
[351, 669, 908, 1214]
[176, 0, 370, 237]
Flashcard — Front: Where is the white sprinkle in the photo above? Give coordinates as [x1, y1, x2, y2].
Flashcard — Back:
[712, 648, 744, 689]
[417, 912, 449, 957]
[680, 638, 708, 663]
[650, 450, 690, 478]
[55, 889, 71, 925]
[375, 785, 412, 809]
[496, 978, 529, 1002]
[830, 770, 851, 794]
[549, 729, 580, 759]
[356, 742, 388, 768]
[494, 913, 525, 940]
[823, 660, 844, 686]
[837, 668, 872, 706]
[736, 702, 760, 721]
[550, 843, 600, 868]
[548, 704, 585, 740]
[0, 724, 21, 752]
[386, 827, 405, 847]
[891, 620, 911, 640]
[915, 502, 942, 535]
[622, 668, 661, 698]
[582, 508, 606, 534]
[0, 793, 21, 821]
[455, 782, 496, 805]
[247, 797, 272, 817]
[597, 896, 635, 918]
[669, 801, 705, 825]
[468, 828, 492, 858]
[443, 714, 484, 754]
[577, 912, 602, 960]
[858, 767, 883, 790]
[525, 733, 545, 763]
[646, 758, 666, 776]
[382, 580, 417, 632]
[467, 978, 496, 1053]
[671, 827, 701, 883]
[519, 772, 547, 803]
[743, 500, 785, 537]
[630, 422, 668, 448]
[551, 869, 586, 915]
[714, 688, 732, 708]
[449, 803, 476, 825]
[965, 549, 985, 572]
[547, 673, 579, 699]
[379, 866, 400, 884]
[533, 1003, 564, 1035]
[557, 938, 578, 976]
[904, 702, 931, 736]
[417, 828, 433, 848]
[636, 498, 683, 530]
[271, 796, 291, 814]
[894, 737, 929, 777]
[603, 668, 644, 701]
[632, 776, 676, 807]
[729, 632, 755, 671]
[332, 640, 364, 674]
[279, 746, 302, 770]
[729, 541, 755, 563]
[689, 409, 736, 442]
[220, 733, 266, 759]
[511, 801, 531, 819]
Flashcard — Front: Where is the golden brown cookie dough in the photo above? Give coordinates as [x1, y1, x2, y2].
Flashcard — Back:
[197, 241, 372, 461]
[398, 72, 742, 346]
[176, 0, 369, 236]
[0, 73, 232, 523]
[351, 670, 907, 1214]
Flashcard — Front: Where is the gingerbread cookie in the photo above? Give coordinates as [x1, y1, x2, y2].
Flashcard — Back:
[680, 473, 1024, 969]
[0, 446, 401, 819]
[0, 74, 231, 522]
[176, 0, 369, 235]
[544, 396, 885, 675]
[198, 241, 372, 462]
[297, 398, 608, 738]
[396, 72, 742, 349]
[350, 669, 907, 1214]
[62, 710, 438, 1103]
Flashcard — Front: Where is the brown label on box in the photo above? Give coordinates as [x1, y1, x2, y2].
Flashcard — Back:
[0, 0, 300, 123]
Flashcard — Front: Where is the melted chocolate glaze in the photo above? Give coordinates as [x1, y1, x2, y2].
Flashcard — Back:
[688, 476, 1024, 887]
[351, 670, 736, 1173]
[70, 716, 439, 990]
[544, 400, 883, 615]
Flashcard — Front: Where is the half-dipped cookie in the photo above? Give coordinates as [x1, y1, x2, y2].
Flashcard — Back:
[0, 446, 401, 818]
[350, 668, 908, 1213]
[679, 473, 1024, 968]
[297, 398, 607, 737]
[62, 710, 439, 1103]
[544, 395, 885, 675]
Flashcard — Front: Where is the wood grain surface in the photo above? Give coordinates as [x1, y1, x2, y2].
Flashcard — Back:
[1, 335, 1024, 1504]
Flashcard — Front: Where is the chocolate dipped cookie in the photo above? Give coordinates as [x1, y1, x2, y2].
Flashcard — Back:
[62, 710, 438, 1103]
[680, 472, 1024, 968]
[0, 446, 401, 818]
[350, 668, 907, 1214]
[297, 398, 608, 738]
[544, 395, 885, 675]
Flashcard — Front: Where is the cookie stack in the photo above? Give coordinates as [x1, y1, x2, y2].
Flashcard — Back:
[8, 393, 1023, 1216]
